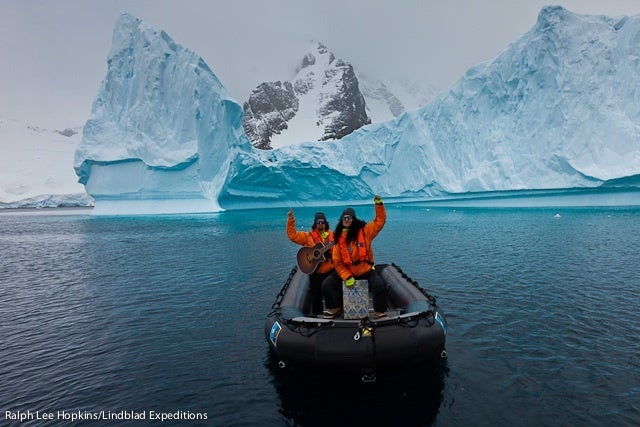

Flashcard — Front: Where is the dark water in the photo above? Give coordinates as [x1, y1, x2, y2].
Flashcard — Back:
[1, 205, 639, 426]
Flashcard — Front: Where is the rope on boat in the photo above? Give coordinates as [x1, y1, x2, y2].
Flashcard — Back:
[391, 262, 439, 311]
[267, 267, 297, 317]
[378, 263, 443, 331]
[284, 315, 340, 337]
[395, 310, 437, 328]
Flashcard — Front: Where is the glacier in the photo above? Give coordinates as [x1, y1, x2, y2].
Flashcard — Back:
[75, 7, 640, 215]
[0, 115, 91, 208]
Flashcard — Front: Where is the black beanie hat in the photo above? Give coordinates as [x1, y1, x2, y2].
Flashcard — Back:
[342, 208, 356, 218]
[314, 212, 327, 222]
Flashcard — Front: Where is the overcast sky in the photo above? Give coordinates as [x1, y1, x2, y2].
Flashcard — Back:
[2, 0, 640, 128]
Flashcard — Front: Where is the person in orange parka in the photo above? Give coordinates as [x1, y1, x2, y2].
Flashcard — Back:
[287, 209, 338, 315]
[321, 196, 388, 319]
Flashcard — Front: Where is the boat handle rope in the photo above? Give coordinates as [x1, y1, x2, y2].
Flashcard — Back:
[392, 262, 439, 310]
[396, 310, 437, 328]
[282, 317, 336, 338]
[267, 267, 296, 318]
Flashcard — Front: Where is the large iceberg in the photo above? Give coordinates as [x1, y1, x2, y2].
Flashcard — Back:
[77, 7, 640, 214]
[74, 13, 252, 214]
[221, 6, 640, 208]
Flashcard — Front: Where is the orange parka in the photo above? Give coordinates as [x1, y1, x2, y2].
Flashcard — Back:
[333, 202, 386, 280]
[286, 215, 335, 274]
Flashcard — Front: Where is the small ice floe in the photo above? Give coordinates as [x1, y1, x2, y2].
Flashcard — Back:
[554, 213, 561, 218]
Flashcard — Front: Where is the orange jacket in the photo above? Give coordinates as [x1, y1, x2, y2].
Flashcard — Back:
[287, 215, 335, 274]
[333, 202, 386, 280]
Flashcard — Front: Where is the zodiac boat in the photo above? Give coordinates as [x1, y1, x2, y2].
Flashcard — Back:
[264, 263, 447, 380]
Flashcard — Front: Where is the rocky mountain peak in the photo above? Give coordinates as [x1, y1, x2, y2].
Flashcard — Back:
[242, 42, 370, 149]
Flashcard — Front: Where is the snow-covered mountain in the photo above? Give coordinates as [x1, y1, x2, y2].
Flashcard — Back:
[0, 114, 91, 208]
[242, 42, 371, 149]
[56, 7, 640, 214]
[241, 42, 440, 150]
[358, 75, 442, 123]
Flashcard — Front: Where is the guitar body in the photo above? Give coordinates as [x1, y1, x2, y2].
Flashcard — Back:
[297, 242, 333, 274]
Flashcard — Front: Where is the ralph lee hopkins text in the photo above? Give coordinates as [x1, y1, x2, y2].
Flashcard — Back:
[4, 410, 208, 422]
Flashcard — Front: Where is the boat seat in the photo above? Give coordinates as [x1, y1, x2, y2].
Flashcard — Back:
[342, 280, 369, 319]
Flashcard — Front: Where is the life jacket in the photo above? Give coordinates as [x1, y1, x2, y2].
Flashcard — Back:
[311, 229, 333, 245]
[338, 228, 367, 266]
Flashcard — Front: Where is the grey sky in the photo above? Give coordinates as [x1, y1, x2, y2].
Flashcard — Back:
[1, 0, 639, 128]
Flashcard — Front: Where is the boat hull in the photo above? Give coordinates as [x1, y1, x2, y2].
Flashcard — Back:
[265, 263, 446, 372]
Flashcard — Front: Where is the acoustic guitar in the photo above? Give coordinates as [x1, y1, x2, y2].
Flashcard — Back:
[296, 242, 334, 274]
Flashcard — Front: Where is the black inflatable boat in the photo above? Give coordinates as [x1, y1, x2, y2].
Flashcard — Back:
[264, 263, 447, 379]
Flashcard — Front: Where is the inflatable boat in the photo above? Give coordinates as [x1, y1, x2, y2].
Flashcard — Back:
[264, 263, 447, 380]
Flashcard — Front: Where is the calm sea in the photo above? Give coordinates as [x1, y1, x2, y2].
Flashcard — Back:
[1, 204, 639, 426]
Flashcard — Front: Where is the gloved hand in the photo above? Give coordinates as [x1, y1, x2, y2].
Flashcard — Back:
[374, 195, 383, 205]
[345, 277, 356, 287]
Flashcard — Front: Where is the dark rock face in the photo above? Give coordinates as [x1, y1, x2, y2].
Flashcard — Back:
[242, 81, 298, 150]
[317, 60, 370, 141]
[56, 128, 79, 137]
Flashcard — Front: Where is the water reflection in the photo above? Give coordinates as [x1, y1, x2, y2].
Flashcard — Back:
[265, 350, 448, 426]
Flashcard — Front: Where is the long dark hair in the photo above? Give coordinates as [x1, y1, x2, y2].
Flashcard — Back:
[335, 217, 366, 244]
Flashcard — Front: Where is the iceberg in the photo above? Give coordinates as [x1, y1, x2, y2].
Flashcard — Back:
[74, 12, 252, 214]
[76, 7, 640, 214]
[221, 6, 640, 208]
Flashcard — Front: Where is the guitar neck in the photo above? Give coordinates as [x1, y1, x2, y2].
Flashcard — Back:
[320, 242, 334, 254]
